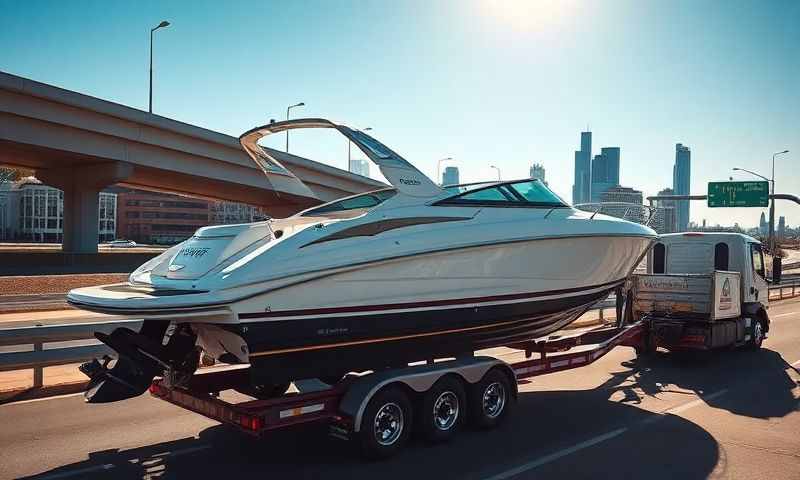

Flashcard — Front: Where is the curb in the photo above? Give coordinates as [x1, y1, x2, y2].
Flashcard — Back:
[0, 380, 87, 405]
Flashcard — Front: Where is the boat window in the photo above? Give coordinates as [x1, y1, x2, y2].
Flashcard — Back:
[714, 242, 729, 271]
[653, 242, 666, 273]
[301, 189, 397, 216]
[437, 179, 565, 207]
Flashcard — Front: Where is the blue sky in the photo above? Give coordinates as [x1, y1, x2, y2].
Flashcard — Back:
[1, 0, 798, 227]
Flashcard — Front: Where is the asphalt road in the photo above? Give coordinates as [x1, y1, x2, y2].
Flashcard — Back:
[1, 298, 799, 480]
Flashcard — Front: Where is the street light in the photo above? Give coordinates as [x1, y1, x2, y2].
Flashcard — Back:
[285, 102, 305, 152]
[733, 149, 789, 252]
[436, 157, 453, 185]
[149, 20, 171, 113]
[348, 127, 372, 171]
[490, 165, 501, 181]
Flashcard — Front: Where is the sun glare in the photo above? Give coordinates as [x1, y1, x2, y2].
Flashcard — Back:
[477, 0, 575, 32]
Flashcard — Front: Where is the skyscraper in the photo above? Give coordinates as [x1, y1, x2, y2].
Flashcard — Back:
[349, 158, 370, 178]
[653, 187, 677, 234]
[759, 212, 768, 236]
[442, 166, 460, 186]
[778, 216, 786, 240]
[572, 131, 591, 205]
[530, 163, 546, 185]
[672, 143, 691, 231]
[590, 147, 620, 202]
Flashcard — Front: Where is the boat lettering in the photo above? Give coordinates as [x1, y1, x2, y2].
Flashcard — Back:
[180, 247, 210, 258]
[398, 178, 421, 186]
[317, 327, 349, 336]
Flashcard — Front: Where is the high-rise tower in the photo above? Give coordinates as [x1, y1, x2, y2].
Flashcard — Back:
[672, 143, 691, 231]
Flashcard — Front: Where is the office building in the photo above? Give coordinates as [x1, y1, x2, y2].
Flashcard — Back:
[759, 212, 768, 236]
[349, 159, 370, 178]
[673, 143, 691, 231]
[572, 131, 591, 205]
[0, 177, 116, 242]
[652, 187, 677, 234]
[778, 216, 786, 240]
[442, 166, 460, 186]
[530, 163, 546, 185]
[598, 186, 645, 224]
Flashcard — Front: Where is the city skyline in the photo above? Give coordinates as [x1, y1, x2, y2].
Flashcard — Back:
[1, 1, 797, 227]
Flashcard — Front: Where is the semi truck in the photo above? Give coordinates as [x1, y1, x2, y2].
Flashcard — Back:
[633, 232, 782, 353]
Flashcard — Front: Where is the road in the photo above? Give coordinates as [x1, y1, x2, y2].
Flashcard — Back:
[1, 298, 799, 480]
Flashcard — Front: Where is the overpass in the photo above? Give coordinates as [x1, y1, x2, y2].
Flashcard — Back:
[0, 71, 384, 252]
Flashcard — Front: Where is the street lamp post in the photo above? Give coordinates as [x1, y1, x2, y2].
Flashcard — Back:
[348, 127, 372, 171]
[285, 102, 305, 152]
[149, 20, 170, 113]
[490, 165, 501, 181]
[436, 157, 453, 185]
[769, 150, 789, 252]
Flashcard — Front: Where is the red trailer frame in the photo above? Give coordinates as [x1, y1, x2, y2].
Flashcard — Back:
[150, 321, 647, 437]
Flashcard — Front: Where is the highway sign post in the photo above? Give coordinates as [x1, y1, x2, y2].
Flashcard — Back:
[707, 181, 769, 208]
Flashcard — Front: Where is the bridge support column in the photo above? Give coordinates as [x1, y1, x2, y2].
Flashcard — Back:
[38, 162, 133, 253]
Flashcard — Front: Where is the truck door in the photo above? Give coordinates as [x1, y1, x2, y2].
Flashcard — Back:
[748, 243, 768, 304]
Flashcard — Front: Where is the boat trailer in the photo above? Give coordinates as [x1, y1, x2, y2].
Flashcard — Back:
[149, 321, 648, 458]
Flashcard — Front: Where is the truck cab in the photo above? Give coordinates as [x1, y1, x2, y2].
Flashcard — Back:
[636, 232, 779, 351]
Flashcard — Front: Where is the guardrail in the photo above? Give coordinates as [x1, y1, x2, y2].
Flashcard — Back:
[1, 284, 798, 391]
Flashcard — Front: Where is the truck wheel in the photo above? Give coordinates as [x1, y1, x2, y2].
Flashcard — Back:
[469, 368, 513, 429]
[747, 317, 765, 350]
[419, 376, 466, 443]
[359, 386, 412, 459]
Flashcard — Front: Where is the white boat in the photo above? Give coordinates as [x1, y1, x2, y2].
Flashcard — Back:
[69, 119, 656, 403]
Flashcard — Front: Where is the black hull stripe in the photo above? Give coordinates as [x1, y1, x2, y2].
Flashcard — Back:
[238, 277, 624, 319]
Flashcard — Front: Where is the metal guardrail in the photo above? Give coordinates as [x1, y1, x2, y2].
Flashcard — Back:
[0, 285, 798, 390]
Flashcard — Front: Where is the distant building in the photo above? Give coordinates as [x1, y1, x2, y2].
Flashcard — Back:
[759, 211, 768, 236]
[572, 131, 592, 204]
[349, 159, 370, 178]
[595, 186, 646, 223]
[673, 143, 691, 231]
[589, 147, 620, 203]
[600, 185, 643, 205]
[530, 163, 546, 185]
[442, 166, 460, 186]
[0, 177, 116, 242]
[652, 187, 677, 234]
[778, 216, 786, 240]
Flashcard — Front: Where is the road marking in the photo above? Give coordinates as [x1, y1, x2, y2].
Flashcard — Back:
[773, 312, 797, 318]
[0, 392, 84, 407]
[36, 463, 114, 479]
[482, 388, 729, 480]
[481, 428, 628, 480]
[791, 359, 800, 368]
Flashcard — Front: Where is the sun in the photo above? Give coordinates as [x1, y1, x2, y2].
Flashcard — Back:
[476, 0, 576, 32]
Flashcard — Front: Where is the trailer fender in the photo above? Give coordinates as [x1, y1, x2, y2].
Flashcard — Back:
[342, 357, 514, 432]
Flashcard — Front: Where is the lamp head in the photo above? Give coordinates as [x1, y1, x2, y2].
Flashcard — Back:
[158, 21, 170, 28]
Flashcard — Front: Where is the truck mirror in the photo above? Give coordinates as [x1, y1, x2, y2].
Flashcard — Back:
[773, 256, 782, 284]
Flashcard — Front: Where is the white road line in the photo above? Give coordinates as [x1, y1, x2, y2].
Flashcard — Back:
[481, 428, 628, 480]
[791, 359, 800, 368]
[482, 388, 729, 480]
[773, 312, 797, 318]
[36, 463, 114, 480]
[0, 392, 84, 407]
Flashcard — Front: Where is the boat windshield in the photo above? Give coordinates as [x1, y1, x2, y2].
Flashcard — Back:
[300, 189, 397, 216]
[437, 179, 566, 207]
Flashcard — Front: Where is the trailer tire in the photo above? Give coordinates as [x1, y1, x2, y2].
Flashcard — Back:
[359, 386, 412, 459]
[747, 317, 765, 350]
[468, 368, 513, 430]
[419, 376, 466, 443]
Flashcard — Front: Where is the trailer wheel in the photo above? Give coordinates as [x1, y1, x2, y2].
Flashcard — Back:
[469, 369, 513, 429]
[747, 317, 765, 350]
[359, 386, 412, 459]
[419, 376, 466, 443]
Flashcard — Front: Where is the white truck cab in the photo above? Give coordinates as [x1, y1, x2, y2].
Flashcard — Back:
[636, 232, 781, 351]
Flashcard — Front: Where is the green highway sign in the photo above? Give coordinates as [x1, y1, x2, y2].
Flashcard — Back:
[707, 181, 769, 207]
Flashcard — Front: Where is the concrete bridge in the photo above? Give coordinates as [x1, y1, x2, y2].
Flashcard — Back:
[0, 71, 384, 252]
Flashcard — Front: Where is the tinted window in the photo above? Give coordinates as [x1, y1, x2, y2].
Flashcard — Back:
[714, 242, 729, 270]
[653, 242, 666, 273]
[508, 180, 564, 205]
[302, 190, 396, 216]
[459, 187, 516, 202]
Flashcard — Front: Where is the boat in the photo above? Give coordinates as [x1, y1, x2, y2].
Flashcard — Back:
[69, 118, 657, 403]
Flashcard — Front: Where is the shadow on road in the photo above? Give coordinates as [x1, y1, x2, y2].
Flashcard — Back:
[603, 347, 799, 420]
[24, 389, 722, 479]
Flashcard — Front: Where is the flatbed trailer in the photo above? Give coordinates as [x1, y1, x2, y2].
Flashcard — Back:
[149, 321, 646, 458]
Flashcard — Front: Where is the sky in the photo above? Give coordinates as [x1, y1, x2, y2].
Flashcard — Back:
[1, 0, 798, 228]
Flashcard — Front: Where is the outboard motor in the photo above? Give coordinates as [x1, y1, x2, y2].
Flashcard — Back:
[80, 321, 198, 403]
